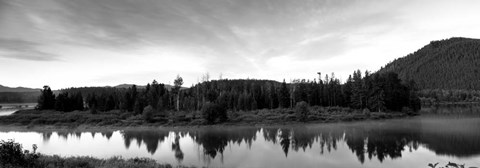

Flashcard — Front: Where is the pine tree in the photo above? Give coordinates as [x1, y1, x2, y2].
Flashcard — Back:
[73, 92, 84, 111]
[350, 70, 363, 109]
[278, 80, 290, 108]
[105, 95, 116, 111]
[37, 85, 56, 110]
[54, 92, 67, 111]
[269, 84, 279, 109]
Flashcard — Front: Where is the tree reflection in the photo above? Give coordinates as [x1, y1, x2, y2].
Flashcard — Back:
[190, 127, 259, 158]
[57, 132, 69, 140]
[262, 128, 279, 144]
[41, 132, 52, 142]
[171, 132, 184, 162]
[122, 130, 169, 155]
[101, 132, 113, 140]
[279, 129, 290, 157]
[112, 117, 480, 164]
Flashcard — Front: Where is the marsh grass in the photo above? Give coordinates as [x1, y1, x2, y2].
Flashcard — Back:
[36, 155, 181, 168]
[0, 106, 406, 128]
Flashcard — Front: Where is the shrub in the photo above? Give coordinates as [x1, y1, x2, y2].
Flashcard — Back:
[201, 102, 227, 124]
[295, 101, 309, 121]
[119, 112, 132, 120]
[362, 108, 371, 117]
[0, 139, 39, 167]
[142, 105, 155, 122]
[90, 105, 97, 114]
[402, 107, 414, 115]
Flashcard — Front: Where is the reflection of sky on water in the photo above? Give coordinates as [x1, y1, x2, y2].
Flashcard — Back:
[1, 117, 480, 168]
[1, 105, 480, 167]
[0, 110, 17, 116]
[0, 103, 36, 116]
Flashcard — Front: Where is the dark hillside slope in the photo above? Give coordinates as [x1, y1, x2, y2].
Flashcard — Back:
[379, 37, 480, 90]
[0, 85, 40, 103]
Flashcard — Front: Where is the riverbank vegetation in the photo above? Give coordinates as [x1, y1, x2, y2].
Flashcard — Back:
[0, 139, 185, 168]
[3, 70, 420, 127]
[0, 106, 406, 128]
[419, 89, 480, 105]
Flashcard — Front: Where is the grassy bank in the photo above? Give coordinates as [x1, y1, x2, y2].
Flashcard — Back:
[0, 139, 190, 168]
[23, 155, 183, 168]
[0, 106, 409, 128]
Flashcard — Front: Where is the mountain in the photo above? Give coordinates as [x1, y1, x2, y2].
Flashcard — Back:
[0, 85, 40, 103]
[0, 85, 40, 92]
[379, 37, 480, 90]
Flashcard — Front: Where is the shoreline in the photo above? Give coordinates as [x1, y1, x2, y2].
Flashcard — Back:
[0, 110, 411, 132]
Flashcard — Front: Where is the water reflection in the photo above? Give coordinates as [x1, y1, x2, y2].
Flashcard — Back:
[135, 118, 478, 164]
[0, 103, 36, 116]
[122, 130, 169, 154]
[171, 132, 184, 162]
[26, 118, 480, 164]
[190, 127, 258, 159]
[1, 115, 480, 167]
[421, 103, 480, 116]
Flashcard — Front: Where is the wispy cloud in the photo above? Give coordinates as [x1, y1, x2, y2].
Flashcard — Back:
[0, 38, 59, 61]
[1, 0, 480, 88]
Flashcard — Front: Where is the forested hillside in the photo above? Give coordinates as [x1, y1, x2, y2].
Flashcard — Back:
[379, 37, 480, 90]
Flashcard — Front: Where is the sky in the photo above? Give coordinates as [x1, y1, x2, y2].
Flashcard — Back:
[1, 0, 480, 89]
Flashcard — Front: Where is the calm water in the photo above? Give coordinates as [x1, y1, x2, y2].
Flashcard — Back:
[1, 105, 480, 168]
[0, 103, 36, 116]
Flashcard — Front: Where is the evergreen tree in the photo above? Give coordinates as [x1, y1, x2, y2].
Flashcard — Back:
[342, 75, 353, 107]
[269, 84, 279, 109]
[407, 80, 422, 112]
[88, 94, 97, 114]
[134, 98, 144, 115]
[131, 85, 138, 111]
[279, 80, 290, 108]
[36, 85, 56, 110]
[74, 92, 84, 111]
[351, 70, 364, 109]
[54, 92, 68, 111]
[105, 95, 116, 111]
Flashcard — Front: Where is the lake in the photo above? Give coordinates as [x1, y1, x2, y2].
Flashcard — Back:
[0, 103, 36, 116]
[1, 104, 480, 168]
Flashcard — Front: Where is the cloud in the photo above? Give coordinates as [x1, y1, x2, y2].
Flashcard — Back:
[2, 0, 480, 89]
[0, 38, 60, 61]
[4, 0, 405, 65]
[295, 35, 349, 60]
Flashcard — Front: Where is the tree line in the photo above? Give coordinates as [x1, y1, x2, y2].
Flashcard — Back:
[37, 71, 421, 116]
[418, 89, 480, 105]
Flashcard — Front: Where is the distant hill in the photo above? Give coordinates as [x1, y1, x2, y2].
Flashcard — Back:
[0, 85, 40, 103]
[114, 84, 177, 90]
[113, 84, 146, 89]
[0, 85, 39, 92]
[379, 37, 480, 90]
